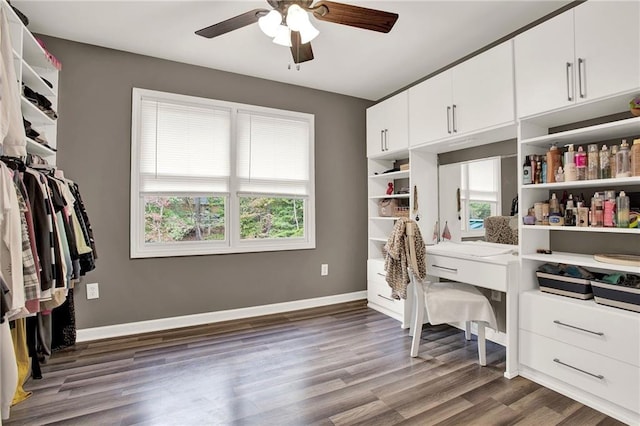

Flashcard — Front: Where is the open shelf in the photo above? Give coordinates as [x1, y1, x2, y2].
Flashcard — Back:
[522, 225, 638, 234]
[26, 138, 56, 157]
[520, 116, 640, 147]
[368, 170, 409, 180]
[521, 176, 640, 191]
[522, 251, 640, 274]
[369, 194, 410, 200]
[21, 60, 55, 96]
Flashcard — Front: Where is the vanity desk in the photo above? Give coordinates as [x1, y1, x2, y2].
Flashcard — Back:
[425, 241, 520, 378]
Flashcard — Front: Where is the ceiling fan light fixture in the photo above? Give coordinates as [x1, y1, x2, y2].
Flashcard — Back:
[272, 25, 292, 46]
[298, 21, 319, 44]
[258, 10, 282, 37]
[285, 4, 307, 31]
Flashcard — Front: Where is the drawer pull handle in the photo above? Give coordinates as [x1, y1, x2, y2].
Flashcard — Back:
[376, 272, 386, 277]
[553, 358, 604, 380]
[553, 320, 604, 336]
[433, 264, 458, 273]
[377, 293, 394, 302]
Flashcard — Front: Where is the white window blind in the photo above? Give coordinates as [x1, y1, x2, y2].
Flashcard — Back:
[461, 158, 500, 202]
[236, 111, 310, 196]
[139, 98, 231, 194]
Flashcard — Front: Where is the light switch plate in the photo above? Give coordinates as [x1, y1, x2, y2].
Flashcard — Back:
[86, 283, 100, 299]
[321, 264, 329, 276]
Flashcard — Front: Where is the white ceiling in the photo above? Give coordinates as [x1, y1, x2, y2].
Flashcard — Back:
[13, 0, 572, 101]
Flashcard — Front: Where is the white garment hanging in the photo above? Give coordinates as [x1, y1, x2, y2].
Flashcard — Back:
[0, 7, 27, 157]
[0, 320, 17, 420]
[0, 163, 25, 319]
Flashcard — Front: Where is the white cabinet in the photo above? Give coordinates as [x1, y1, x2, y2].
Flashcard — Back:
[366, 91, 408, 158]
[409, 41, 515, 148]
[515, 0, 640, 118]
[3, 0, 59, 161]
[366, 156, 412, 326]
[519, 292, 640, 424]
[408, 72, 452, 144]
[518, 110, 640, 424]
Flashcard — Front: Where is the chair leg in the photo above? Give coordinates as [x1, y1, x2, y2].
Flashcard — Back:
[477, 321, 487, 366]
[465, 321, 471, 341]
[410, 284, 425, 358]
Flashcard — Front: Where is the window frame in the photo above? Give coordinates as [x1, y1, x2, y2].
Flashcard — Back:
[130, 88, 315, 258]
[459, 157, 501, 238]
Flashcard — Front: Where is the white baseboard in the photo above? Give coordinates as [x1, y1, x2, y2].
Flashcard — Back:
[76, 291, 367, 343]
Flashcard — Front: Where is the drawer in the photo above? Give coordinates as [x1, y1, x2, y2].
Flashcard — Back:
[426, 254, 507, 292]
[367, 275, 404, 315]
[520, 329, 639, 413]
[520, 291, 640, 367]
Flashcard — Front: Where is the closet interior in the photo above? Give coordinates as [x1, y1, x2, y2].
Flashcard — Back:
[0, 1, 97, 421]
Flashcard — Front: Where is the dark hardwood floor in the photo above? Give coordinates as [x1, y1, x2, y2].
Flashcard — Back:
[5, 301, 624, 425]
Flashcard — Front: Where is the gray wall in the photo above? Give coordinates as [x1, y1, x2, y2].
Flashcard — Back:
[40, 36, 373, 329]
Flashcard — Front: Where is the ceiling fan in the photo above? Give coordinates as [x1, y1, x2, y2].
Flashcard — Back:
[195, 0, 399, 64]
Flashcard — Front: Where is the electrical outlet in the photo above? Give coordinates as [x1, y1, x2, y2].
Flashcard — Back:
[86, 283, 100, 300]
[321, 264, 329, 276]
[491, 290, 501, 302]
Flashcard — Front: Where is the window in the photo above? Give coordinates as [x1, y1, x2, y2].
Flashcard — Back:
[460, 157, 501, 236]
[131, 88, 315, 258]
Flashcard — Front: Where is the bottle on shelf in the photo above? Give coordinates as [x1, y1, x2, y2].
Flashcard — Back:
[615, 139, 630, 178]
[587, 143, 599, 180]
[632, 138, 640, 177]
[546, 143, 561, 183]
[555, 166, 564, 182]
[564, 194, 576, 226]
[603, 190, 616, 227]
[541, 156, 547, 184]
[523, 155, 532, 185]
[599, 145, 611, 179]
[616, 191, 630, 228]
[534, 155, 542, 184]
[575, 145, 587, 180]
[591, 192, 604, 227]
[576, 199, 589, 227]
[564, 144, 577, 182]
[610, 144, 619, 179]
[548, 193, 563, 226]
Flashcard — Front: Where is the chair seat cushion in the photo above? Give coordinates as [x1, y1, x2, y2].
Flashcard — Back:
[422, 282, 497, 328]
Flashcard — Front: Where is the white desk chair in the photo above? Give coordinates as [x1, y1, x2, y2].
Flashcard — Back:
[405, 223, 497, 366]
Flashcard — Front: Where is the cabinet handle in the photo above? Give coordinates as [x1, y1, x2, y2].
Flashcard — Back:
[452, 104, 457, 133]
[432, 264, 458, 273]
[553, 358, 604, 380]
[380, 130, 384, 152]
[578, 57, 585, 99]
[565, 62, 573, 101]
[384, 129, 389, 151]
[553, 320, 604, 336]
[377, 293, 395, 302]
[446, 106, 452, 134]
[376, 272, 386, 277]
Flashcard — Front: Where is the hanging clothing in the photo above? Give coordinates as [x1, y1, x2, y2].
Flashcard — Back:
[23, 169, 54, 297]
[0, 163, 26, 320]
[10, 318, 32, 406]
[384, 217, 427, 300]
[51, 288, 76, 351]
[0, 7, 27, 157]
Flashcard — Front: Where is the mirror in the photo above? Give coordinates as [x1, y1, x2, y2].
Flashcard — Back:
[436, 140, 518, 242]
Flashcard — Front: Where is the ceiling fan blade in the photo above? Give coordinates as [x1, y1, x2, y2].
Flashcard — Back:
[290, 32, 314, 64]
[311, 1, 398, 33]
[195, 8, 269, 38]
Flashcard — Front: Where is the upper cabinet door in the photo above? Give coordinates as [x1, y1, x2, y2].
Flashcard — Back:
[366, 91, 409, 158]
[409, 71, 453, 147]
[574, 0, 640, 103]
[514, 11, 575, 118]
[453, 41, 515, 134]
